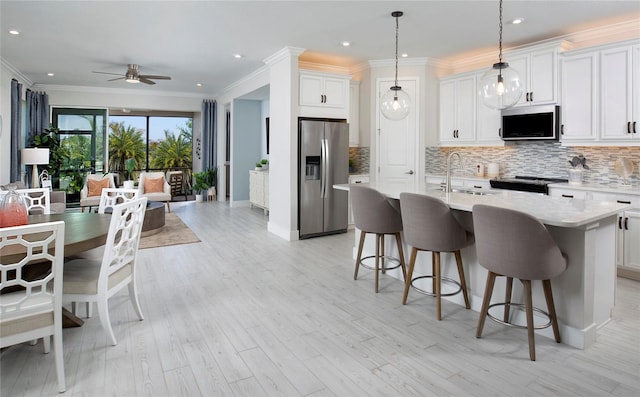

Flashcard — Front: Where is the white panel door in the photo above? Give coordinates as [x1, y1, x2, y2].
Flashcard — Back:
[376, 78, 418, 188]
[600, 46, 633, 140]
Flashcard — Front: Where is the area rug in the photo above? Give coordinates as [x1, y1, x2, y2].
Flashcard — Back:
[139, 213, 200, 249]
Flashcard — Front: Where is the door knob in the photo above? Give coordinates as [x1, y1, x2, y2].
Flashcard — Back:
[405, 170, 414, 175]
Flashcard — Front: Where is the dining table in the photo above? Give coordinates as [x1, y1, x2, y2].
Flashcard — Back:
[1, 212, 112, 327]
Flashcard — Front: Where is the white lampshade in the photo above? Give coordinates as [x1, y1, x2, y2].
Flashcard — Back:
[22, 148, 49, 188]
[22, 147, 50, 165]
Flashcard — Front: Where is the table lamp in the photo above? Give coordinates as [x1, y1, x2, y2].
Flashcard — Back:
[22, 148, 50, 188]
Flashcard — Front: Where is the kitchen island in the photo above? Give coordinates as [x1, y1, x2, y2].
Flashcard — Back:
[335, 181, 631, 349]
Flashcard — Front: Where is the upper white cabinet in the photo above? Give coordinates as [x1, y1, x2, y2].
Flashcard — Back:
[299, 70, 350, 119]
[475, 70, 503, 144]
[349, 81, 360, 146]
[560, 51, 598, 141]
[507, 46, 559, 106]
[600, 44, 640, 141]
[559, 39, 640, 146]
[439, 73, 476, 145]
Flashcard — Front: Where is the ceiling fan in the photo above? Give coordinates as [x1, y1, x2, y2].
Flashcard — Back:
[93, 64, 171, 85]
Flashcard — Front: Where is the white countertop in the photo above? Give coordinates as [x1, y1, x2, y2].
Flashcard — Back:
[335, 181, 630, 228]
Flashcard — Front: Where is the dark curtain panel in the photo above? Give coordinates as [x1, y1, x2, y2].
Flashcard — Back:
[25, 90, 49, 145]
[201, 99, 217, 170]
[10, 79, 22, 182]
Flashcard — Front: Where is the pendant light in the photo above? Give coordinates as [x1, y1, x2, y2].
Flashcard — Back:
[479, 0, 523, 109]
[380, 11, 411, 121]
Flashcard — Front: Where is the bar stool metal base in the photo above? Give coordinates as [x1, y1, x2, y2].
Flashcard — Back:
[486, 302, 553, 330]
[359, 255, 402, 272]
[410, 275, 462, 297]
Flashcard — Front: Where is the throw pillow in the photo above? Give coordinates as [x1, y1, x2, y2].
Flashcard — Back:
[87, 178, 110, 197]
[144, 177, 165, 193]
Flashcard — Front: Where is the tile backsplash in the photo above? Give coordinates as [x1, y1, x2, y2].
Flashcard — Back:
[425, 143, 640, 186]
[350, 143, 639, 186]
[349, 147, 369, 174]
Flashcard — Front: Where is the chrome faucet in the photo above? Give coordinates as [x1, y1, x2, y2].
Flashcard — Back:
[445, 151, 462, 193]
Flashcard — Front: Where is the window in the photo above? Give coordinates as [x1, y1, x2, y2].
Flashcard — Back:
[51, 107, 107, 201]
[108, 112, 193, 176]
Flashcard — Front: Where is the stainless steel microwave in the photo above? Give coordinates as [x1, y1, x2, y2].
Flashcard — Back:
[501, 104, 560, 141]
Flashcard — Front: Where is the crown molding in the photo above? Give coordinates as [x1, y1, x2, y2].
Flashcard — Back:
[1, 58, 33, 86]
[298, 61, 352, 75]
[263, 46, 306, 65]
[217, 64, 271, 97]
[31, 83, 207, 99]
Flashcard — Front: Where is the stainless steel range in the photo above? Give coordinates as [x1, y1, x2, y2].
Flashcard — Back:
[490, 176, 568, 195]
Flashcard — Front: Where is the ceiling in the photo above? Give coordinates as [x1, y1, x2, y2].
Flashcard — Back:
[2, 1, 639, 97]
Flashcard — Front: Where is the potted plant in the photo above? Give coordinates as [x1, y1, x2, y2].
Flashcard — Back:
[205, 167, 218, 201]
[255, 162, 263, 171]
[260, 158, 268, 170]
[568, 155, 589, 185]
[192, 171, 210, 202]
[123, 158, 136, 188]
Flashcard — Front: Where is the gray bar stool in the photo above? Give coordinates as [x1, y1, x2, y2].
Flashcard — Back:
[472, 204, 568, 361]
[399, 193, 472, 320]
[350, 185, 407, 293]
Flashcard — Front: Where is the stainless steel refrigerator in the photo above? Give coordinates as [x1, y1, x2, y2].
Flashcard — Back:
[298, 118, 349, 239]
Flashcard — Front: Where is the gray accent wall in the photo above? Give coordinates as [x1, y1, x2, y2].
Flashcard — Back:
[233, 99, 263, 201]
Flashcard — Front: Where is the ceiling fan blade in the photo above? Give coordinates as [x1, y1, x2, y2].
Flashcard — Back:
[140, 75, 171, 80]
[139, 77, 156, 85]
[107, 77, 126, 82]
[93, 71, 125, 76]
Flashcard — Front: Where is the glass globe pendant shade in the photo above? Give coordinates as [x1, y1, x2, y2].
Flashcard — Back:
[480, 61, 523, 110]
[381, 86, 411, 121]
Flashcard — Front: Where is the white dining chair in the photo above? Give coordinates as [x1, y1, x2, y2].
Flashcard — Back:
[97, 187, 140, 214]
[0, 187, 52, 214]
[0, 221, 66, 393]
[63, 197, 147, 346]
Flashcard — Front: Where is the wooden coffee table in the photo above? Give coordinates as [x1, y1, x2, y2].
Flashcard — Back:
[141, 201, 166, 237]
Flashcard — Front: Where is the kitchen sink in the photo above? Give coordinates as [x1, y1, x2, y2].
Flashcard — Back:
[428, 186, 494, 196]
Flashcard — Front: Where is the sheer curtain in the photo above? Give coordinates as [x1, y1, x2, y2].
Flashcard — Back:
[10, 79, 22, 182]
[201, 99, 217, 170]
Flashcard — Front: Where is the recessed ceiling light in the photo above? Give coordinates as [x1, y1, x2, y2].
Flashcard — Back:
[233, 54, 243, 59]
[511, 18, 524, 25]
[9, 29, 20, 35]
[341, 41, 351, 47]
[47, 73, 55, 77]
[196, 83, 203, 87]
[121, 108, 131, 113]
[401, 53, 409, 58]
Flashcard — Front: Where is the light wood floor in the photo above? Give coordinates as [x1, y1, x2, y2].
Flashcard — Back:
[2, 201, 639, 396]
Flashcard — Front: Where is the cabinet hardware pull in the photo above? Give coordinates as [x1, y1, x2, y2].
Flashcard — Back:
[498, 128, 502, 137]
[617, 200, 631, 204]
[530, 92, 533, 102]
[525, 92, 529, 102]
[624, 217, 629, 230]
[354, 181, 362, 183]
[473, 185, 482, 189]
[405, 170, 415, 175]
[634, 121, 637, 134]
[562, 194, 574, 198]
[618, 216, 623, 229]
[628, 121, 632, 134]
[561, 124, 564, 135]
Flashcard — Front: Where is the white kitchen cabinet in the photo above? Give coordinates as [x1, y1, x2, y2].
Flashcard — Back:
[249, 170, 269, 215]
[348, 174, 369, 225]
[549, 185, 640, 279]
[600, 43, 640, 141]
[349, 81, 360, 146]
[475, 69, 503, 144]
[508, 46, 559, 106]
[299, 71, 349, 118]
[560, 51, 598, 142]
[439, 73, 476, 145]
